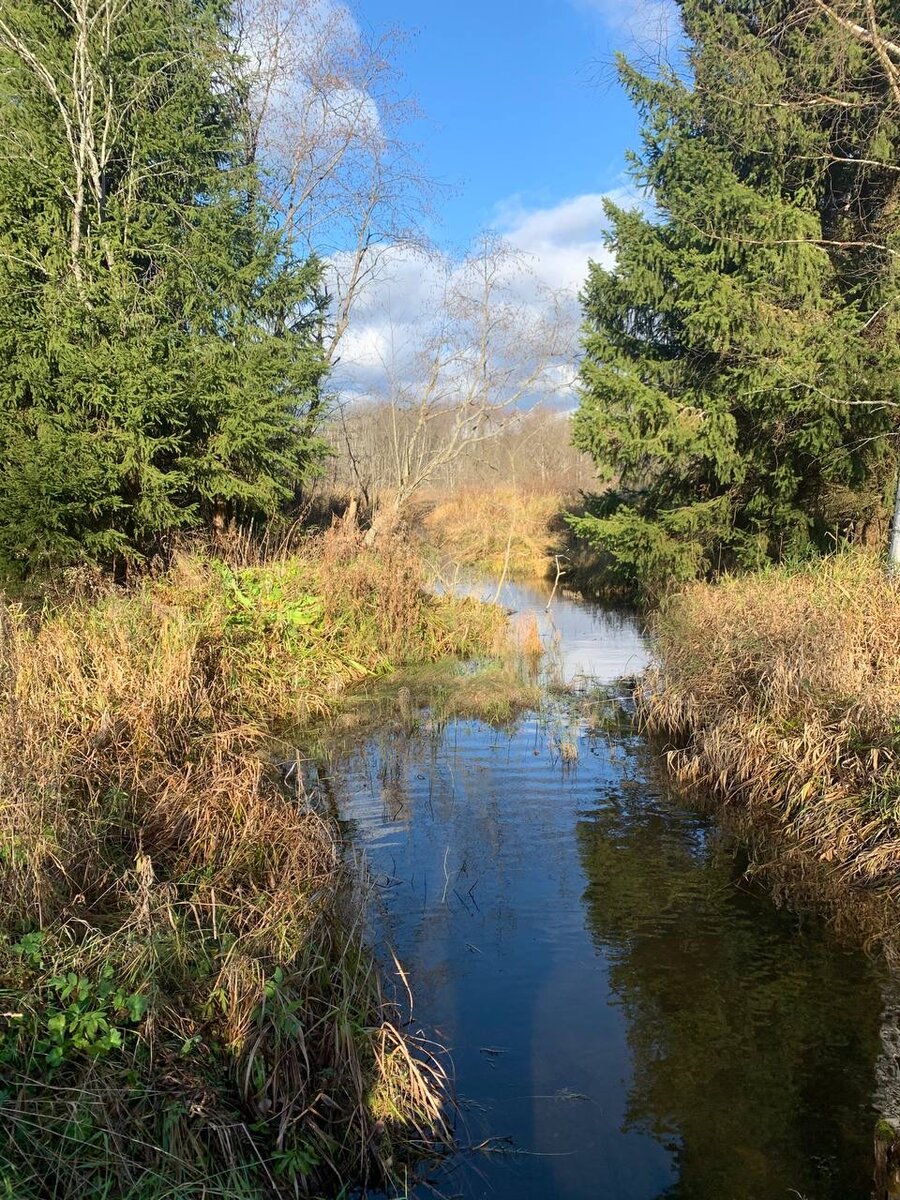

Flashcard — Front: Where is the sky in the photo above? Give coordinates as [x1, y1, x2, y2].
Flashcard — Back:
[328, 0, 679, 404]
[357, 0, 667, 254]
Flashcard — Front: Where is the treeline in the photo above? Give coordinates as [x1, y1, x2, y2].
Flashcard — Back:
[571, 0, 900, 596]
[318, 402, 596, 505]
[6, 0, 897, 600]
[0, 0, 581, 581]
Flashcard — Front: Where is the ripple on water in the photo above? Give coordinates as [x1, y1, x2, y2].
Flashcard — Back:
[333, 579, 887, 1200]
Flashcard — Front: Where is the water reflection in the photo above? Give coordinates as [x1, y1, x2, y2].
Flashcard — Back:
[577, 782, 883, 1199]
[444, 576, 650, 685]
[328, 581, 887, 1199]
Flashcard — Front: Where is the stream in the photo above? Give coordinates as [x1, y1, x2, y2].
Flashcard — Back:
[329, 578, 891, 1200]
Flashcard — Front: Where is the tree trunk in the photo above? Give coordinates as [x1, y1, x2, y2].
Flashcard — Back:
[889, 467, 900, 573]
[363, 502, 401, 547]
[212, 497, 227, 540]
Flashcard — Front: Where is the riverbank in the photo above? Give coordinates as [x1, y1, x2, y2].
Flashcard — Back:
[422, 486, 568, 580]
[325, 571, 885, 1200]
[0, 529, 507, 1198]
[641, 553, 900, 909]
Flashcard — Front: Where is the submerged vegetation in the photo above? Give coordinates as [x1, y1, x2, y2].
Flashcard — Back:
[0, 531, 508, 1198]
[642, 554, 900, 904]
[322, 659, 543, 749]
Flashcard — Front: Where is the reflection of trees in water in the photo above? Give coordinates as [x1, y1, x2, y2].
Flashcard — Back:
[576, 783, 884, 1200]
[340, 721, 435, 824]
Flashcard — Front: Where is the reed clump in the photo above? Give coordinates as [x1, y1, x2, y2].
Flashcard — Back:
[306, 627, 545, 753]
[642, 552, 900, 901]
[0, 532, 506, 1198]
[422, 487, 566, 579]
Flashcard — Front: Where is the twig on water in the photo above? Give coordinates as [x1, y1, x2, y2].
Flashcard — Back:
[546, 554, 568, 612]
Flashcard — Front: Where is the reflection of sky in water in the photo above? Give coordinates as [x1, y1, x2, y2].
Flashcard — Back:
[334, 579, 885, 1200]
[445, 576, 651, 685]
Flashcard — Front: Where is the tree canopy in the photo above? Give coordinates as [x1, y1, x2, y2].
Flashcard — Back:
[0, 0, 327, 577]
[571, 0, 900, 596]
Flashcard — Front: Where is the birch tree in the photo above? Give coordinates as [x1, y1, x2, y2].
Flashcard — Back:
[231, 0, 425, 364]
[341, 236, 574, 539]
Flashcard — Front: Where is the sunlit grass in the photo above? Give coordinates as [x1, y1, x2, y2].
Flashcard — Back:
[422, 486, 567, 579]
[0, 528, 507, 1198]
[642, 551, 900, 899]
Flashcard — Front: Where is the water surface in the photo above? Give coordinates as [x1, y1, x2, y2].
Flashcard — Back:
[331, 579, 888, 1199]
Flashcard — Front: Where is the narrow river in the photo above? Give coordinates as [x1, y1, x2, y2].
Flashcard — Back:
[329, 578, 890, 1199]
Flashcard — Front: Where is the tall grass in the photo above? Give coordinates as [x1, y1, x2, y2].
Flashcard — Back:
[422, 487, 566, 579]
[642, 552, 900, 902]
[0, 529, 506, 1198]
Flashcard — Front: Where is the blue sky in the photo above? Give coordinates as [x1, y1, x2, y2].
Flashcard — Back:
[358, 0, 651, 250]
[326, 0, 677, 404]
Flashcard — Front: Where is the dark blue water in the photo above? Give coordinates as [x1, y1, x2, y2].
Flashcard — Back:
[331, 581, 888, 1200]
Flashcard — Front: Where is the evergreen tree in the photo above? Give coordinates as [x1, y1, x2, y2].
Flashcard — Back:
[0, 0, 327, 576]
[571, 0, 900, 596]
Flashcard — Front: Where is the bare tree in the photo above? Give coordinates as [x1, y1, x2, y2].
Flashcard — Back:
[319, 400, 595, 497]
[813, 0, 900, 104]
[2, 0, 429, 362]
[332, 236, 575, 540]
[230, 0, 427, 364]
[0, 0, 165, 283]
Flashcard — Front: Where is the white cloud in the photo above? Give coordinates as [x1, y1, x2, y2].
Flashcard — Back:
[573, 0, 679, 49]
[493, 188, 640, 291]
[234, 0, 387, 244]
[329, 188, 644, 408]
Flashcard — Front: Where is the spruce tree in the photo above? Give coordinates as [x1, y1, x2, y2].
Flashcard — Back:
[0, 0, 327, 576]
[571, 0, 900, 596]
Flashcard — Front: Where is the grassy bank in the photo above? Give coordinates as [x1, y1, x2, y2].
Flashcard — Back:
[0, 530, 506, 1198]
[422, 487, 566, 579]
[642, 553, 900, 905]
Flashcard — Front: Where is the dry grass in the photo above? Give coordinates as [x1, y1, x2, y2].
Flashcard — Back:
[0, 529, 507, 1198]
[642, 552, 900, 902]
[422, 487, 567, 579]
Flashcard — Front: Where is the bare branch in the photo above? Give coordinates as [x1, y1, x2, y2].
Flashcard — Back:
[231, 0, 429, 363]
[812, 0, 900, 63]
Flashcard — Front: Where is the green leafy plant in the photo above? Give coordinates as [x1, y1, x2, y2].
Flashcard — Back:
[212, 562, 324, 645]
[1, 959, 148, 1072]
